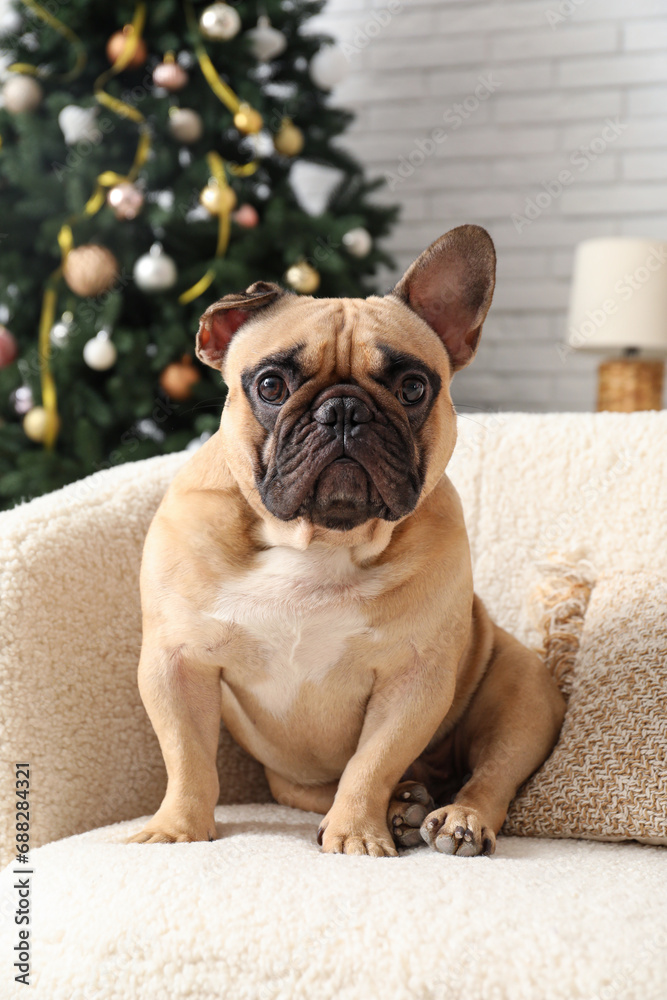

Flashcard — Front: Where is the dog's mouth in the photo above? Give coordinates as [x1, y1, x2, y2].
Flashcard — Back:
[310, 457, 384, 530]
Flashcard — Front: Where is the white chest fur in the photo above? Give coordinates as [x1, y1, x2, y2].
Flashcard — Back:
[212, 545, 386, 719]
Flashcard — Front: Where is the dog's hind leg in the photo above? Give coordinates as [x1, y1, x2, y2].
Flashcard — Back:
[420, 626, 565, 857]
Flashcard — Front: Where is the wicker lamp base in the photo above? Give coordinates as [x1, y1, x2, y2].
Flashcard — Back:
[596, 359, 665, 412]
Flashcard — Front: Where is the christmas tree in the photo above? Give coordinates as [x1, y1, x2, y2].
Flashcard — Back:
[0, 0, 397, 509]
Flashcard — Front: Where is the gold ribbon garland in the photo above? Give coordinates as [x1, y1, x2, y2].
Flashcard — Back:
[184, 0, 258, 179]
[179, 152, 231, 304]
[31, 3, 150, 448]
[9, 0, 87, 83]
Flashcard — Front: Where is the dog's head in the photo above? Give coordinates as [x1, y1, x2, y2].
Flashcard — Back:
[197, 225, 495, 540]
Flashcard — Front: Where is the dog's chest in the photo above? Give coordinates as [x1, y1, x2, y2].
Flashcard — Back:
[212, 546, 384, 718]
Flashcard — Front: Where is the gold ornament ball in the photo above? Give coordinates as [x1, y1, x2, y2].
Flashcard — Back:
[199, 3, 241, 41]
[153, 60, 189, 91]
[3, 75, 43, 113]
[199, 182, 237, 215]
[233, 103, 263, 135]
[23, 406, 60, 443]
[274, 121, 304, 158]
[63, 245, 120, 298]
[169, 107, 203, 144]
[106, 27, 148, 68]
[159, 355, 201, 401]
[285, 261, 320, 294]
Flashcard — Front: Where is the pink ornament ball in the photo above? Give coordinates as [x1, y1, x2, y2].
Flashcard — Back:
[233, 204, 259, 228]
[0, 325, 18, 368]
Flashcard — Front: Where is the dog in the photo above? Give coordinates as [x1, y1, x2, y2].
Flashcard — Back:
[130, 225, 565, 857]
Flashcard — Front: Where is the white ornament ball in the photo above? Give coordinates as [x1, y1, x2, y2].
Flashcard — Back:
[342, 227, 373, 258]
[2, 75, 43, 113]
[247, 16, 287, 62]
[309, 46, 349, 90]
[50, 321, 70, 347]
[134, 244, 178, 293]
[199, 3, 241, 41]
[58, 105, 102, 145]
[83, 333, 117, 371]
[169, 107, 203, 145]
[10, 385, 33, 416]
[0, 8, 23, 37]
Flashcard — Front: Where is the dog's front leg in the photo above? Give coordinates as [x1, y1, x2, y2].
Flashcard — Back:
[317, 662, 457, 857]
[128, 641, 221, 844]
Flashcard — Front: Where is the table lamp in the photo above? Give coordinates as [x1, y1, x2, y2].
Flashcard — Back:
[566, 237, 667, 411]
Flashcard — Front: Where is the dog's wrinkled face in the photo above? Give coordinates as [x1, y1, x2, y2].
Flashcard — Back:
[196, 225, 495, 535]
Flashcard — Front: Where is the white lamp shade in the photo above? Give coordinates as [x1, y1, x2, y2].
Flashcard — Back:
[567, 237, 667, 356]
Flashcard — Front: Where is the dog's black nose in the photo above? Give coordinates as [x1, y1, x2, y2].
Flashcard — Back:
[313, 396, 372, 426]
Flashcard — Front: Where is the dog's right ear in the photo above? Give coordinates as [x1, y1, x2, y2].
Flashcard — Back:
[196, 281, 285, 369]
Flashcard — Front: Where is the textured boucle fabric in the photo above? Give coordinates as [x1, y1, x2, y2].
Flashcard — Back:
[504, 570, 667, 844]
[0, 412, 666, 866]
[1, 805, 667, 1000]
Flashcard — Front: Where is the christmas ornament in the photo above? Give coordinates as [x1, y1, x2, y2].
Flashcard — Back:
[10, 385, 33, 416]
[159, 355, 200, 401]
[239, 130, 274, 159]
[0, 6, 22, 36]
[285, 261, 320, 294]
[274, 118, 304, 157]
[199, 181, 237, 215]
[134, 244, 178, 293]
[153, 56, 188, 92]
[0, 325, 18, 367]
[309, 46, 349, 90]
[233, 204, 259, 228]
[135, 418, 165, 443]
[23, 406, 59, 443]
[107, 182, 144, 220]
[289, 162, 344, 216]
[2, 75, 43, 113]
[106, 26, 147, 68]
[199, 3, 241, 41]
[83, 330, 117, 371]
[50, 322, 70, 347]
[169, 107, 203, 144]
[247, 15, 287, 62]
[233, 103, 263, 135]
[342, 227, 373, 258]
[63, 245, 119, 298]
[58, 105, 102, 145]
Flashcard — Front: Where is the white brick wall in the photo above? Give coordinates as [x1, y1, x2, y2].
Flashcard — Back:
[312, 0, 667, 411]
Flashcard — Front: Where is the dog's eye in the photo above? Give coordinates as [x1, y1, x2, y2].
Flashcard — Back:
[397, 377, 425, 405]
[258, 375, 288, 404]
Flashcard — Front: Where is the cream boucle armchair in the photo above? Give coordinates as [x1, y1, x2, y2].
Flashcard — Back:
[1, 412, 666, 1000]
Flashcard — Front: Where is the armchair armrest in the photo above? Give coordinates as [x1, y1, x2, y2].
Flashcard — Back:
[0, 453, 270, 866]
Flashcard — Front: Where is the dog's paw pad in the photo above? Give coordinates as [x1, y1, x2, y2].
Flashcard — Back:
[388, 781, 435, 848]
[420, 804, 496, 857]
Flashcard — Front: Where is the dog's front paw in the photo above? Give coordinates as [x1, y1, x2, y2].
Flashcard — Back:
[127, 808, 217, 844]
[420, 803, 495, 857]
[388, 781, 434, 848]
[317, 809, 398, 857]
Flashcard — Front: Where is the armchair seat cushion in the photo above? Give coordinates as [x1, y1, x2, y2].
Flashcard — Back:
[1, 804, 666, 1000]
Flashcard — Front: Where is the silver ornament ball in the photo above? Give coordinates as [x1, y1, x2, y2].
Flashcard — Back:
[83, 332, 117, 371]
[134, 244, 178, 293]
[342, 227, 373, 258]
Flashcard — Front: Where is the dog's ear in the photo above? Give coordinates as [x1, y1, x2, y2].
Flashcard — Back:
[392, 225, 496, 372]
[196, 281, 285, 369]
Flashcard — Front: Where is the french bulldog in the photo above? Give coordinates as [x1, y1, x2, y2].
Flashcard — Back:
[130, 225, 565, 857]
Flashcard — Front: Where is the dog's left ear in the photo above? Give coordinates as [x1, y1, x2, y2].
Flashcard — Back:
[197, 281, 285, 369]
[392, 225, 496, 372]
